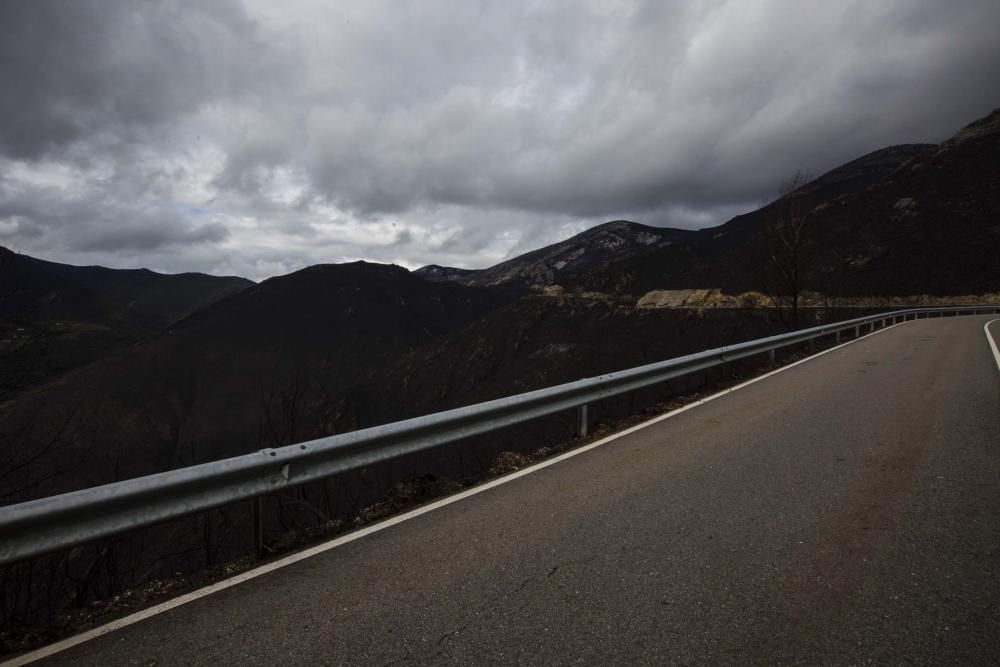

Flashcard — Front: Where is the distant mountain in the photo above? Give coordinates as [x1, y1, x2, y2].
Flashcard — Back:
[0, 261, 515, 492]
[2, 247, 128, 325]
[0, 248, 253, 399]
[568, 143, 950, 296]
[409, 108, 999, 300]
[484, 109, 999, 298]
[470, 220, 694, 287]
[413, 220, 694, 289]
[412, 264, 481, 282]
[16, 254, 252, 326]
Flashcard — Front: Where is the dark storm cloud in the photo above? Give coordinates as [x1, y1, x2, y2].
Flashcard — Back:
[222, 0, 1000, 221]
[0, 0, 278, 160]
[1, 0, 999, 278]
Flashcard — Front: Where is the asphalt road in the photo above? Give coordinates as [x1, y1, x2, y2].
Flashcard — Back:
[33, 316, 1000, 665]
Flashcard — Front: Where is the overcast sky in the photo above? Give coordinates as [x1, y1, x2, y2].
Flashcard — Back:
[1, 0, 998, 280]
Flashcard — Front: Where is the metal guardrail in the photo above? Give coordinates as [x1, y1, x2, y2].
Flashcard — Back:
[1, 305, 997, 566]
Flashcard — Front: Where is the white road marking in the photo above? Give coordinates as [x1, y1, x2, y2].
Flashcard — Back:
[985, 319, 1000, 373]
[3, 318, 911, 666]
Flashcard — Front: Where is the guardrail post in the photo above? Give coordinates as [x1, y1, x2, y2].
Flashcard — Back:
[577, 403, 589, 439]
[855, 325, 860, 337]
[808, 338, 815, 352]
[835, 330, 840, 343]
[768, 349, 776, 366]
[252, 496, 264, 560]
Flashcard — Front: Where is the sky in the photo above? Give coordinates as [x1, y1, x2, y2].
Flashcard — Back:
[1, 1, 998, 281]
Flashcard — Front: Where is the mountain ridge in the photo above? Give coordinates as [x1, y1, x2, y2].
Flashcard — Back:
[414, 220, 694, 289]
[415, 108, 998, 298]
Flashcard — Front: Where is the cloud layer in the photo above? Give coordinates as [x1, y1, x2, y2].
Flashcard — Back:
[2, 0, 999, 279]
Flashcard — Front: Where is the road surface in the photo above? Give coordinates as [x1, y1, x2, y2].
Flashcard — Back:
[27, 315, 1000, 665]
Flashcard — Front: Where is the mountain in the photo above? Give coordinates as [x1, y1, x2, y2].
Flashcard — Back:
[566, 110, 1000, 297]
[0, 246, 139, 328]
[412, 264, 481, 282]
[414, 221, 694, 289]
[410, 108, 999, 300]
[0, 262, 515, 495]
[16, 253, 252, 326]
[0, 247, 253, 399]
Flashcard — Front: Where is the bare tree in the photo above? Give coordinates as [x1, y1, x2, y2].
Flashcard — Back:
[761, 169, 814, 329]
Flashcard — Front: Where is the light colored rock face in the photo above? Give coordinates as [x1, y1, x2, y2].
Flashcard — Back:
[637, 289, 730, 308]
[893, 197, 918, 217]
[464, 220, 694, 288]
[946, 108, 1000, 145]
[412, 264, 479, 282]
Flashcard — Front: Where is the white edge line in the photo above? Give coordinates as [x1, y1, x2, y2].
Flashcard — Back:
[4, 319, 912, 666]
[985, 319, 1000, 372]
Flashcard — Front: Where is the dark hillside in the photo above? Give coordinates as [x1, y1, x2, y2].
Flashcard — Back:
[21, 255, 252, 326]
[0, 248, 155, 398]
[0, 248, 254, 398]
[364, 296, 783, 427]
[0, 247, 142, 328]
[0, 262, 515, 497]
[569, 110, 999, 297]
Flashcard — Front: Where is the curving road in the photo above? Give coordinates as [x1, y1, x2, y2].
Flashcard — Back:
[24, 315, 1000, 665]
